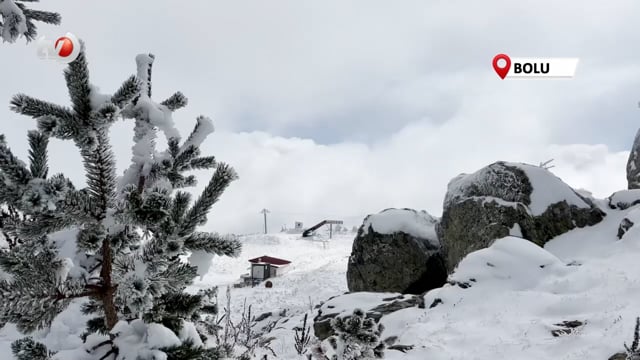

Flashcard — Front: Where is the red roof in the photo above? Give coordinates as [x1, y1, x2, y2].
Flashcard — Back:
[248, 255, 291, 266]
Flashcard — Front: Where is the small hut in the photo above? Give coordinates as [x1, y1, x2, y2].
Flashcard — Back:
[245, 255, 291, 285]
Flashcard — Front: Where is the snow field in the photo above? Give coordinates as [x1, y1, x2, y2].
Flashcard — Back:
[3, 203, 640, 359]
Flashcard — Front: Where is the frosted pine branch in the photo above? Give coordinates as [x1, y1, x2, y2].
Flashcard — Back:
[182, 115, 215, 151]
[80, 130, 116, 214]
[10, 94, 75, 121]
[111, 75, 140, 108]
[183, 232, 241, 257]
[17, 212, 74, 239]
[64, 48, 93, 120]
[170, 191, 191, 223]
[178, 163, 238, 236]
[0, 140, 32, 186]
[0, 0, 61, 43]
[183, 156, 216, 171]
[27, 130, 48, 179]
[11, 337, 54, 360]
[174, 145, 200, 170]
[160, 91, 188, 111]
[150, 261, 198, 293]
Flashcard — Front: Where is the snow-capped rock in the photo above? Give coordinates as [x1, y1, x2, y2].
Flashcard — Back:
[362, 208, 439, 244]
[438, 161, 605, 272]
[312, 292, 422, 341]
[608, 189, 640, 210]
[347, 208, 446, 295]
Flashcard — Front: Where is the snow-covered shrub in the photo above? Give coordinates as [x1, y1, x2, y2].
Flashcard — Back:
[192, 286, 277, 359]
[327, 308, 385, 360]
[0, 45, 241, 359]
[294, 313, 312, 355]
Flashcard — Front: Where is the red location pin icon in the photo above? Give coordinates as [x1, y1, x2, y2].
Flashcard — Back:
[492, 54, 511, 79]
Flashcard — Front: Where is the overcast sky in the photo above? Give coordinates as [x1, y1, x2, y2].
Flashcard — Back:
[1, 0, 639, 234]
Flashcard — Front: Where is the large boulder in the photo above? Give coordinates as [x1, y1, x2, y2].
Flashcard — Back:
[346, 208, 447, 294]
[438, 161, 606, 272]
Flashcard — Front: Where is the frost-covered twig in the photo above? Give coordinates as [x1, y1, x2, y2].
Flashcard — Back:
[294, 313, 312, 355]
[625, 317, 640, 359]
[205, 288, 280, 358]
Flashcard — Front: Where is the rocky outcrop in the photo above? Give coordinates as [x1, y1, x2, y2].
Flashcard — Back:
[313, 292, 423, 340]
[617, 208, 640, 240]
[438, 161, 606, 272]
[618, 218, 634, 239]
[627, 129, 640, 190]
[346, 208, 447, 294]
[608, 189, 640, 210]
[607, 352, 627, 360]
[550, 320, 585, 337]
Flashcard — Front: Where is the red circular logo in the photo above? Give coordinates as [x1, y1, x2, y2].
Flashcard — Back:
[54, 36, 74, 57]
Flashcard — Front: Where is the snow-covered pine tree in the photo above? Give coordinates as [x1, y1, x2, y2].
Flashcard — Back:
[0, 44, 242, 359]
[0, 0, 61, 43]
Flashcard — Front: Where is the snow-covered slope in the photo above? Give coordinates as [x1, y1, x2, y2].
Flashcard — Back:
[189, 232, 355, 319]
[389, 206, 638, 360]
[257, 204, 640, 359]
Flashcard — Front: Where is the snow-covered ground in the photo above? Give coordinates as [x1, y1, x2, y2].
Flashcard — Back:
[255, 203, 640, 360]
[189, 231, 355, 320]
[3, 204, 640, 359]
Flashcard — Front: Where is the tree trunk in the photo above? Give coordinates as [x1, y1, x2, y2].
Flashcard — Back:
[100, 236, 118, 329]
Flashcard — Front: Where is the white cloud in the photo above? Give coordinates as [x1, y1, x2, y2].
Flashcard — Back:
[0, 0, 636, 234]
[193, 126, 628, 234]
[27, 118, 630, 235]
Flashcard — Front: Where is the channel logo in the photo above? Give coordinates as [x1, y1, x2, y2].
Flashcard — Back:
[36, 33, 81, 63]
[492, 54, 579, 79]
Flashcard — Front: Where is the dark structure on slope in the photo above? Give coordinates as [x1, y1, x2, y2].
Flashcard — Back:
[302, 220, 343, 238]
